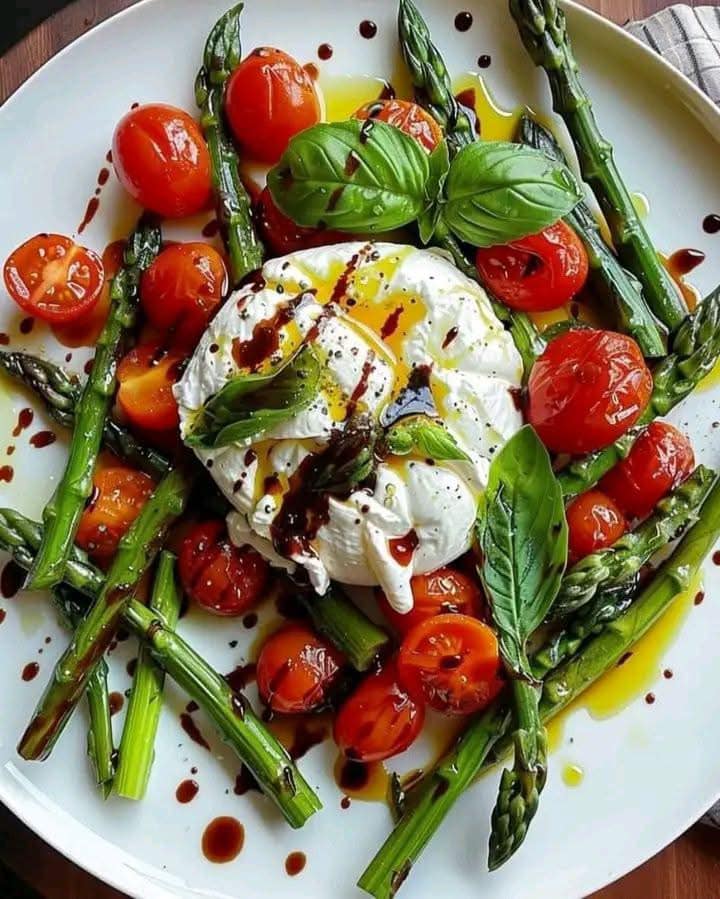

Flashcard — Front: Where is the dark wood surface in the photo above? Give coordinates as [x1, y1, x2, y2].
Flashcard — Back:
[0, 0, 718, 896]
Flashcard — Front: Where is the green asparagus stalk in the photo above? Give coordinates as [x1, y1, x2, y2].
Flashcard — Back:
[517, 116, 665, 357]
[18, 464, 193, 761]
[397, 0, 475, 154]
[53, 584, 115, 798]
[359, 473, 720, 898]
[0, 509, 321, 828]
[0, 350, 170, 478]
[196, 4, 263, 285]
[510, 0, 687, 332]
[114, 551, 181, 800]
[27, 219, 162, 590]
[559, 283, 720, 497]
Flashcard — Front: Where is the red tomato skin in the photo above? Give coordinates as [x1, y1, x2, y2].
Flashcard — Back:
[255, 187, 347, 257]
[527, 330, 653, 454]
[226, 48, 320, 164]
[475, 221, 589, 312]
[600, 422, 695, 519]
[352, 99, 443, 153]
[178, 520, 269, 617]
[566, 490, 628, 563]
[140, 243, 227, 349]
[112, 104, 212, 217]
[333, 661, 425, 763]
[256, 624, 345, 714]
[378, 567, 483, 636]
[116, 343, 185, 432]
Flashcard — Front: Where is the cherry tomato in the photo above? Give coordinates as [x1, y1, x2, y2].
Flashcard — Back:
[475, 221, 589, 313]
[352, 99, 443, 153]
[378, 567, 483, 636]
[225, 48, 321, 164]
[116, 343, 185, 432]
[4, 234, 104, 324]
[178, 520, 269, 617]
[255, 187, 347, 257]
[396, 614, 503, 716]
[333, 660, 425, 763]
[140, 243, 227, 349]
[76, 465, 154, 563]
[256, 624, 345, 714]
[527, 329, 652, 454]
[566, 490, 628, 563]
[600, 421, 695, 519]
[112, 104, 212, 217]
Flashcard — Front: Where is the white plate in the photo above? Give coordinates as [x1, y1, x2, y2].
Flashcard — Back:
[0, 2, 719, 897]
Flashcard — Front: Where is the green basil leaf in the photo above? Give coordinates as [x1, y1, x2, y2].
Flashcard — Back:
[418, 141, 450, 244]
[309, 416, 378, 496]
[385, 417, 470, 462]
[267, 120, 430, 233]
[442, 141, 582, 248]
[477, 425, 568, 677]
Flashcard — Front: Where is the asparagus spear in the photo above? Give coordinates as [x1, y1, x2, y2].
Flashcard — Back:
[517, 116, 666, 357]
[114, 551, 181, 800]
[559, 283, 720, 497]
[510, 0, 687, 331]
[18, 464, 193, 761]
[0, 350, 170, 478]
[196, 4, 263, 286]
[0, 510, 321, 828]
[53, 584, 115, 798]
[27, 218, 162, 590]
[359, 473, 720, 898]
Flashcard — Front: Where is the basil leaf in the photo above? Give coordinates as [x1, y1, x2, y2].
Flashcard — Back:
[187, 347, 322, 448]
[442, 141, 582, 248]
[309, 416, 378, 496]
[478, 425, 568, 677]
[267, 120, 431, 233]
[418, 141, 450, 244]
[385, 417, 470, 462]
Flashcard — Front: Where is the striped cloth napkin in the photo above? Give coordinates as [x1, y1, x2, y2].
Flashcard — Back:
[627, 3, 720, 827]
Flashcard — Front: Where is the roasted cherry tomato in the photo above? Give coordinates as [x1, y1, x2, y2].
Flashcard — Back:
[333, 660, 425, 763]
[256, 624, 345, 714]
[140, 243, 227, 349]
[352, 99, 443, 153]
[600, 421, 695, 519]
[255, 187, 347, 257]
[76, 465, 154, 563]
[4, 234, 104, 324]
[116, 343, 185, 432]
[475, 221, 589, 312]
[527, 329, 653, 454]
[396, 614, 503, 716]
[178, 520, 269, 617]
[378, 567, 483, 636]
[225, 48, 321, 164]
[566, 490, 628, 563]
[112, 104, 212, 217]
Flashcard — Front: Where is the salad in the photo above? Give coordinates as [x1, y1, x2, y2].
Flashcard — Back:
[0, 0, 719, 894]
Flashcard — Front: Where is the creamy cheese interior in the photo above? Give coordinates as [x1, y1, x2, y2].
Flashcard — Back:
[176, 242, 523, 613]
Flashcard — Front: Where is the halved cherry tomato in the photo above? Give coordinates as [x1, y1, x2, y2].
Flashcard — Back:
[140, 243, 227, 349]
[566, 490, 628, 563]
[256, 624, 345, 714]
[352, 99, 443, 153]
[76, 465, 154, 563]
[112, 104, 212, 217]
[378, 567, 483, 636]
[600, 421, 695, 519]
[255, 187, 347, 257]
[475, 221, 589, 312]
[116, 343, 185, 432]
[225, 48, 321, 164]
[333, 660, 425, 763]
[527, 329, 652, 454]
[4, 234, 104, 324]
[178, 520, 269, 617]
[397, 614, 503, 716]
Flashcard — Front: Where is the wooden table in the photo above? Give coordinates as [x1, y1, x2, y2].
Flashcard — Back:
[1, 0, 718, 896]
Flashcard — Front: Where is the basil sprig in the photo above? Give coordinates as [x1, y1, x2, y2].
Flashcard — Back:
[186, 347, 321, 448]
[267, 121, 581, 247]
[384, 416, 469, 462]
